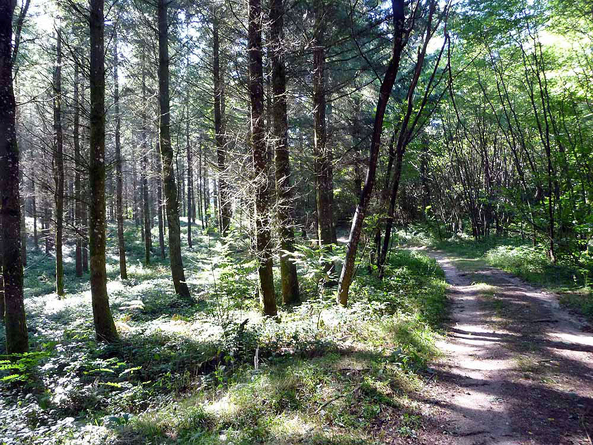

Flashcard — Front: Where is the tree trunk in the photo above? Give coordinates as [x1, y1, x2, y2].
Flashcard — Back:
[44, 202, 50, 254]
[141, 57, 151, 266]
[271, 0, 299, 304]
[74, 62, 83, 277]
[337, 0, 406, 306]
[158, 0, 190, 298]
[1, 0, 28, 353]
[113, 26, 127, 279]
[155, 144, 166, 259]
[142, 153, 151, 265]
[204, 164, 210, 226]
[53, 30, 65, 297]
[89, 0, 118, 343]
[82, 199, 89, 273]
[249, 0, 277, 316]
[198, 141, 205, 228]
[312, 8, 334, 256]
[213, 17, 232, 236]
[186, 80, 193, 248]
[377, 1, 438, 276]
[32, 174, 38, 251]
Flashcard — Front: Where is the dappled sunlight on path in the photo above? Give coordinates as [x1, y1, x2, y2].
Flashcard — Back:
[413, 252, 593, 445]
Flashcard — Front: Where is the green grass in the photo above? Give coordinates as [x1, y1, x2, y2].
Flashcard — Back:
[0, 221, 448, 444]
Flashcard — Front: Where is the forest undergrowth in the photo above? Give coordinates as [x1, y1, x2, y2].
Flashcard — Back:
[0, 221, 447, 445]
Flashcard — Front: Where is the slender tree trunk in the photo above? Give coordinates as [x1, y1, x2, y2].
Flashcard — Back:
[89, 0, 118, 343]
[378, 147, 404, 275]
[44, 202, 50, 255]
[132, 146, 139, 228]
[198, 142, 205, 228]
[186, 127, 193, 248]
[312, 8, 334, 256]
[212, 179, 219, 230]
[155, 144, 166, 259]
[213, 17, 232, 236]
[142, 153, 151, 265]
[53, 30, 65, 297]
[82, 199, 89, 273]
[271, 0, 299, 304]
[378, 1, 438, 276]
[32, 175, 38, 251]
[204, 165, 210, 226]
[0, 0, 28, 353]
[249, 0, 277, 315]
[113, 27, 127, 279]
[337, 0, 406, 306]
[178, 155, 185, 218]
[186, 85, 193, 248]
[158, 0, 190, 298]
[20, 158, 26, 268]
[74, 62, 83, 277]
[141, 57, 151, 266]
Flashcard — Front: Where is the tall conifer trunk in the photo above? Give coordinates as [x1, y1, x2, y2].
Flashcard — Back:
[53, 30, 65, 297]
[249, 0, 277, 316]
[213, 16, 232, 236]
[113, 26, 127, 279]
[1, 0, 28, 353]
[271, 0, 299, 304]
[89, 0, 119, 342]
[74, 62, 83, 277]
[312, 5, 334, 258]
[141, 57, 151, 266]
[155, 145, 166, 259]
[186, 113, 193, 248]
[158, 0, 191, 298]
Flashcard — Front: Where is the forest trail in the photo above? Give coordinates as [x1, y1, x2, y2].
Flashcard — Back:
[411, 250, 593, 445]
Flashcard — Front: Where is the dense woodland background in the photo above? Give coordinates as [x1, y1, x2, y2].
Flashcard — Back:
[0, 0, 592, 443]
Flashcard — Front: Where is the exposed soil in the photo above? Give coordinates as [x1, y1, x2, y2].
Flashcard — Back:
[401, 250, 593, 445]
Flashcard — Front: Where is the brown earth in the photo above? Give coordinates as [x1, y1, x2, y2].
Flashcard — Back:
[397, 251, 593, 445]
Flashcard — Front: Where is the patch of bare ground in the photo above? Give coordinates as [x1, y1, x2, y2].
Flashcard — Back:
[395, 250, 593, 445]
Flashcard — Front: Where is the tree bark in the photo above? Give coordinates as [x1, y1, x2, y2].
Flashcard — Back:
[186, 124, 193, 248]
[186, 72, 193, 248]
[271, 0, 299, 304]
[53, 30, 65, 297]
[82, 198, 89, 273]
[312, 7, 334, 256]
[377, 0, 439, 276]
[155, 144, 166, 259]
[1, 0, 28, 353]
[158, 0, 190, 298]
[213, 16, 232, 236]
[141, 57, 151, 266]
[113, 26, 127, 279]
[74, 61, 83, 277]
[142, 154, 151, 265]
[198, 141, 205, 228]
[337, 0, 406, 306]
[249, 0, 277, 316]
[89, 0, 118, 343]
[31, 174, 38, 251]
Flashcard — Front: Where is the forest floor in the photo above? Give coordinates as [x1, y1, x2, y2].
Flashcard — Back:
[404, 248, 593, 445]
[0, 222, 451, 444]
[3, 224, 593, 444]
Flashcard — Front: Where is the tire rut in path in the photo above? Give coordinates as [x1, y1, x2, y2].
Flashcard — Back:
[413, 251, 593, 445]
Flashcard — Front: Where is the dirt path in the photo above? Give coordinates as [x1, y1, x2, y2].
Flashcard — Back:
[409, 251, 593, 445]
